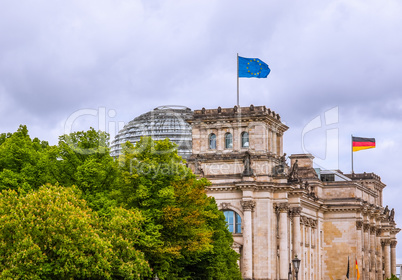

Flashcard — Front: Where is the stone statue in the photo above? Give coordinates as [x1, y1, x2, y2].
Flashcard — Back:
[384, 205, 389, 216]
[194, 155, 204, 176]
[242, 152, 253, 176]
[389, 208, 395, 222]
[288, 159, 299, 182]
[304, 181, 310, 192]
[310, 185, 315, 196]
[274, 153, 287, 175]
[280, 153, 287, 164]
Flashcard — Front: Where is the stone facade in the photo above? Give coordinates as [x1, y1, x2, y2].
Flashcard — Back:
[187, 105, 400, 280]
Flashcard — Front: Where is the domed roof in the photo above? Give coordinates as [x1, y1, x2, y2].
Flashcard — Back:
[110, 106, 193, 159]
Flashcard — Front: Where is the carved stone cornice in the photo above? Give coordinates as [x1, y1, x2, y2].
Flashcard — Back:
[363, 223, 371, 232]
[356, 220, 363, 230]
[390, 241, 397, 248]
[241, 200, 256, 211]
[236, 183, 257, 191]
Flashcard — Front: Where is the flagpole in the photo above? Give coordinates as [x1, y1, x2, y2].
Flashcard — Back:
[351, 135, 354, 173]
[237, 53, 239, 107]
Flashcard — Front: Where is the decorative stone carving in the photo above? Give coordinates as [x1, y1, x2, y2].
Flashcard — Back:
[242, 151, 253, 176]
[288, 159, 300, 182]
[356, 220, 363, 230]
[300, 216, 310, 226]
[389, 208, 395, 222]
[390, 240, 397, 248]
[241, 200, 256, 211]
[363, 223, 371, 232]
[381, 239, 391, 246]
[310, 219, 317, 229]
[376, 228, 382, 236]
[291, 207, 302, 217]
[383, 206, 390, 222]
[370, 226, 377, 234]
[194, 155, 204, 176]
[220, 202, 232, 210]
[383, 205, 389, 216]
[275, 203, 288, 213]
[274, 153, 287, 175]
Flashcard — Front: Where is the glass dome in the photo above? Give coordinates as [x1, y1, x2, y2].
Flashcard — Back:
[110, 106, 193, 159]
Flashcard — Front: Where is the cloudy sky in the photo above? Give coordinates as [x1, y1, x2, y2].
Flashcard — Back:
[1, 0, 401, 263]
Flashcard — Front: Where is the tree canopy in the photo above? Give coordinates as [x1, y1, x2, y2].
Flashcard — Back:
[116, 137, 241, 280]
[0, 185, 152, 280]
[0, 126, 241, 280]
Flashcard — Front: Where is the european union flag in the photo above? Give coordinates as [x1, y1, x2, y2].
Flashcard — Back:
[238, 56, 270, 78]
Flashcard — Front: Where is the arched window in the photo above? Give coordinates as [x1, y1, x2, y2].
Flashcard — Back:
[223, 210, 242, 233]
[225, 133, 233, 149]
[241, 132, 249, 148]
[209, 133, 216, 149]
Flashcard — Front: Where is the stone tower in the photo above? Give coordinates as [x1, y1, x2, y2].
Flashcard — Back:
[187, 105, 399, 280]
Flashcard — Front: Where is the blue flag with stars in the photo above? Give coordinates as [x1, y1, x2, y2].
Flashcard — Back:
[238, 56, 270, 78]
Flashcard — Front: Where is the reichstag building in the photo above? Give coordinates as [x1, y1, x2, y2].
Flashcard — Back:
[111, 105, 399, 280]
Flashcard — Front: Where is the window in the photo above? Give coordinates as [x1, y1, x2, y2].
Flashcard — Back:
[223, 210, 242, 233]
[225, 133, 233, 148]
[241, 132, 249, 148]
[209, 133, 216, 149]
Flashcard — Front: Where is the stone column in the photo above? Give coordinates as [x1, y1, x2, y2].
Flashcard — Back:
[278, 133, 283, 156]
[370, 226, 376, 279]
[383, 239, 391, 279]
[234, 126, 240, 152]
[241, 200, 255, 280]
[277, 203, 289, 280]
[292, 207, 302, 259]
[363, 223, 370, 279]
[268, 130, 272, 153]
[376, 228, 383, 280]
[356, 221, 363, 274]
[391, 241, 397, 276]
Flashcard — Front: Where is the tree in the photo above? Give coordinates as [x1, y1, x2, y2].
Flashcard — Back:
[0, 185, 152, 280]
[0, 125, 55, 193]
[116, 137, 241, 280]
[53, 128, 120, 214]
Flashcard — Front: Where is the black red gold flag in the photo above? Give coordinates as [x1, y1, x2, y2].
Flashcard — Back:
[352, 136, 375, 152]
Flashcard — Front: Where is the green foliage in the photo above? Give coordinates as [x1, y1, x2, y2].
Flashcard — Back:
[0, 185, 151, 280]
[386, 274, 399, 280]
[53, 128, 119, 214]
[116, 137, 241, 279]
[0, 127, 241, 280]
[0, 125, 55, 193]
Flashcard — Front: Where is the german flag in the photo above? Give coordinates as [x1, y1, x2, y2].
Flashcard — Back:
[352, 136, 375, 152]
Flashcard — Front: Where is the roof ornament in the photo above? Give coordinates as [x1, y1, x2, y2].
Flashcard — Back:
[288, 159, 300, 183]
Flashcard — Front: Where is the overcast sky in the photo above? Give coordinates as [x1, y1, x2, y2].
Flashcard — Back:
[1, 0, 401, 264]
